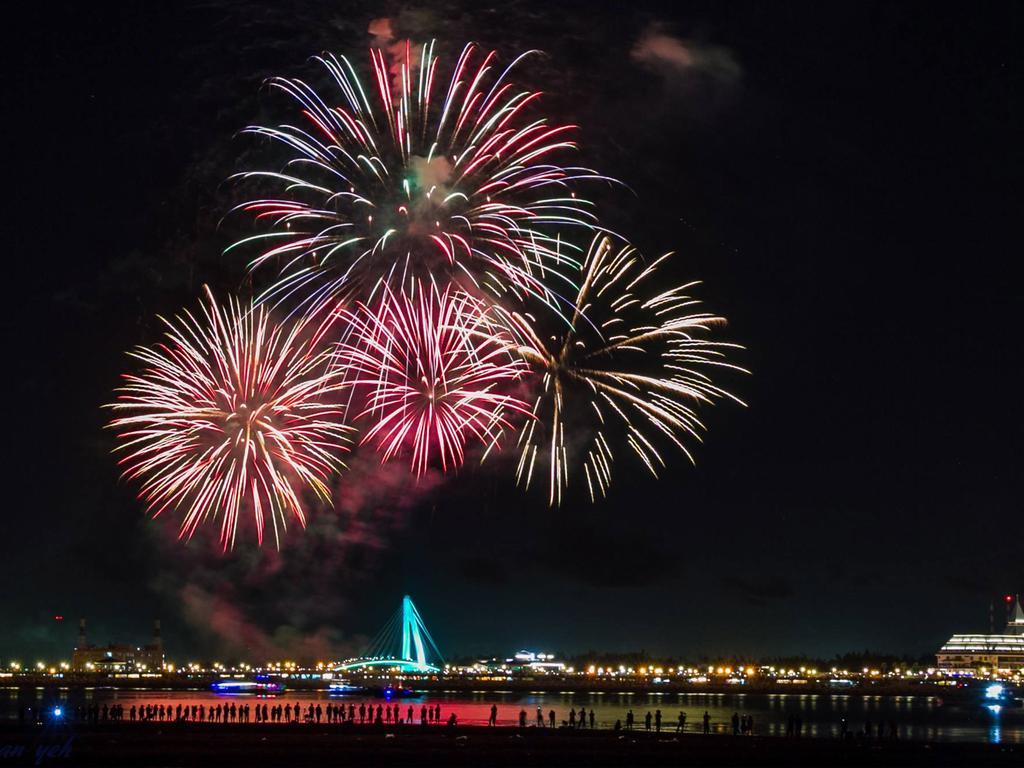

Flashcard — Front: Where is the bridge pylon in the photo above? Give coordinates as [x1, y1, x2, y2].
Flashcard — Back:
[336, 595, 443, 673]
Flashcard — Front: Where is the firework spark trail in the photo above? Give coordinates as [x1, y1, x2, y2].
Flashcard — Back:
[337, 280, 531, 476]
[107, 287, 353, 550]
[497, 235, 746, 506]
[227, 41, 614, 315]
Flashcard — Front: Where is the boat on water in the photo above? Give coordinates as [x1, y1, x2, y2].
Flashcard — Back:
[981, 682, 1023, 710]
[327, 682, 415, 699]
[327, 682, 366, 696]
[375, 685, 416, 699]
[211, 677, 285, 695]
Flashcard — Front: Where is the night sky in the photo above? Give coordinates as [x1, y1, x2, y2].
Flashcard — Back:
[1, 1, 1020, 663]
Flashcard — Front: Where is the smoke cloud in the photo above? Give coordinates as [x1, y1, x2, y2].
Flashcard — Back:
[335, 448, 445, 521]
[367, 17, 423, 92]
[152, 448, 446, 661]
[367, 17, 395, 48]
[631, 25, 741, 87]
[409, 155, 453, 192]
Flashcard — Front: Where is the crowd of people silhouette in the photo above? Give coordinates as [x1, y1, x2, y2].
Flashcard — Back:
[18, 700, 901, 740]
[22, 701, 450, 726]
[41, 702, 716, 734]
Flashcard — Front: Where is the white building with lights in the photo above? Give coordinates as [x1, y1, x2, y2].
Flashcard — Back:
[937, 597, 1024, 674]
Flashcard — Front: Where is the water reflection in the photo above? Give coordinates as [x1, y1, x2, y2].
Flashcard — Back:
[1, 687, 1021, 744]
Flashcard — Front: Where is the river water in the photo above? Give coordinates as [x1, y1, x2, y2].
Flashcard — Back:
[3, 687, 1019, 744]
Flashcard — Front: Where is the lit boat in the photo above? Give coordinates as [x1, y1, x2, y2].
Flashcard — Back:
[981, 683, 1022, 710]
[211, 677, 285, 694]
[374, 685, 416, 699]
[328, 682, 367, 695]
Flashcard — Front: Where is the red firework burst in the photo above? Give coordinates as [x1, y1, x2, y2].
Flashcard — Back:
[337, 281, 531, 475]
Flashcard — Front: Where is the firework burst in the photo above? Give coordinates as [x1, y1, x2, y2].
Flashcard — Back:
[229, 41, 611, 313]
[499, 236, 746, 505]
[108, 287, 352, 550]
[337, 280, 530, 476]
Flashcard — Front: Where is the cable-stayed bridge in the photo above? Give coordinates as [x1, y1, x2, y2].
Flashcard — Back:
[336, 595, 443, 673]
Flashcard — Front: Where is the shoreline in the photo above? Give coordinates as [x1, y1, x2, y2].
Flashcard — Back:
[0, 722, 1020, 767]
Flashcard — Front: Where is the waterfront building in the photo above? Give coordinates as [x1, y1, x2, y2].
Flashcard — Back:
[937, 597, 1024, 674]
[507, 650, 566, 674]
[71, 618, 165, 673]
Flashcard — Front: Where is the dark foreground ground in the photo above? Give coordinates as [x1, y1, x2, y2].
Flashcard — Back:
[1, 724, 1021, 768]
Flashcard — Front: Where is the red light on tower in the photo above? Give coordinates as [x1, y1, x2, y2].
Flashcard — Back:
[1006, 595, 1014, 603]
[54, 615, 64, 621]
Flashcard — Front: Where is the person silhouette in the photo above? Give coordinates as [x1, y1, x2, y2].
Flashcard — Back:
[655, 709, 662, 733]
[489, 704, 498, 726]
[677, 711, 686, 733]
[644, 711, 652, 731]
[519, 709, 526, 729]
[702, 711, 711, 735]
[537, 706, 544, 727]
[548, 710, 555, 729]
[626, 709, 634, 730]
[589, 709, 595, 729]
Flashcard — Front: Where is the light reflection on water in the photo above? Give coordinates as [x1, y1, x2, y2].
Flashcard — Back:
[2, 687, 1020, 744]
